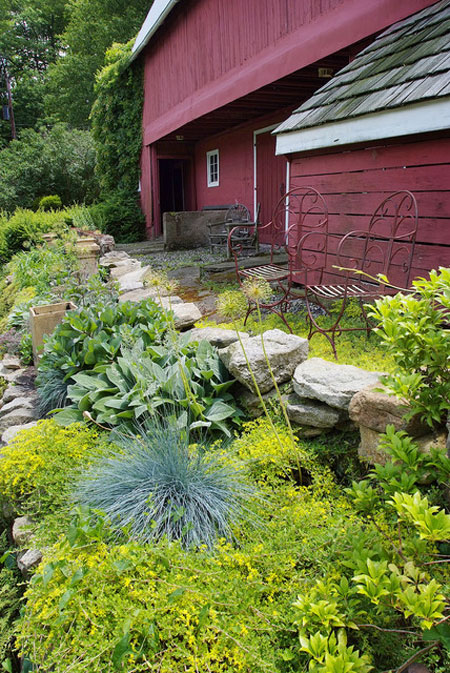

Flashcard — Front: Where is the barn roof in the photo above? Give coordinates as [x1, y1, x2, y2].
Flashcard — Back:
[275, 0, 450, 153]
[132, 0, 179, 61]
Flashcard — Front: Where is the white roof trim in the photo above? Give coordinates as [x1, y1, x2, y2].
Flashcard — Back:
[275, 97, 450, 155]
[132, 0, 180, 61]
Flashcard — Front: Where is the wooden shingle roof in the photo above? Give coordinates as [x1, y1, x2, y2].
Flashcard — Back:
[275, 0, 450, 135]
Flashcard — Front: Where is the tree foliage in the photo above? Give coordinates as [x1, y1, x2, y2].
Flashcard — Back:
[0, 0, 68, 143]
[44, 0, 148, 127]
[0, 123, 99, 211]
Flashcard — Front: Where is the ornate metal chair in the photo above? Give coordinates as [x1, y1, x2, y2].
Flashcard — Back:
[229, 187, 328, 330]
[296, 190, 419, 357]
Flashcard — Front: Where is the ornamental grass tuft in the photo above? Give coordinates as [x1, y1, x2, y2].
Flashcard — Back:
[75, 418, 255, 548]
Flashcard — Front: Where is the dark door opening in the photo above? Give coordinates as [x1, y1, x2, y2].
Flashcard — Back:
[159, 159, 188, 222]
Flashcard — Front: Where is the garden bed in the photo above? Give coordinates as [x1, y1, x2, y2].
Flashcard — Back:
[0, 234, 449, 673]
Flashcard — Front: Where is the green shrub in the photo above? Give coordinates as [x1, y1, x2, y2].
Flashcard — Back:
[0, 124, 99, 212]
[0, 529, 23, 672]
[91, 40, 145, 242]
[369, 267, 450, 426]
[89, 191, 145, 242]
[76, 418, 253, 547]
[38, 195, 62, 211]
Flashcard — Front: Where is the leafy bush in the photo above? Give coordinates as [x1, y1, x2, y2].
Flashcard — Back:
[38, 195, 62, 211]
[89, 191, 145, 242]
[60, 335, 242, 436]
[36, 299, 171, 416]
[76, 419, 253, 547]
[0, 420, 101, 520]
[0, 124, 99, 212]
[293, 426, 450, 673]
[369, 267, 450, 426]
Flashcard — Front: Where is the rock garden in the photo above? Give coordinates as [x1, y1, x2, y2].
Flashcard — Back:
[0, 222, 449, 673]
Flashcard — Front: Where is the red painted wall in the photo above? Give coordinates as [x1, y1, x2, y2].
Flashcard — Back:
[288, 136, 450, 279]
[141, 0, 435, 145]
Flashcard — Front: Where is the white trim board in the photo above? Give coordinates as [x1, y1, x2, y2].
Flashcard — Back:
[132, 0, 179, 61]
[275, 97, 450, 156]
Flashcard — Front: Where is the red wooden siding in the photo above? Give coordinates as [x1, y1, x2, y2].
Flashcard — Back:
[141, 0, 434, 145]
[289, 136, 450, 280]
[255, 130, 287, 244]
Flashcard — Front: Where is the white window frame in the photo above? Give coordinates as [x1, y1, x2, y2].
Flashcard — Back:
[206, 149, 219, 187]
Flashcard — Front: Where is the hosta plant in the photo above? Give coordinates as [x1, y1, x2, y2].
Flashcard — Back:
[36, 299, 171, 416]
[56, 335, 242, 436]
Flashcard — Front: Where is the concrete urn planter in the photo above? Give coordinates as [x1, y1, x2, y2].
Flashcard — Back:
[30, 301, 77, 365]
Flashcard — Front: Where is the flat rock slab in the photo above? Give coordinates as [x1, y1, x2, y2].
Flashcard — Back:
[293, 358, 381, 410]
[0, 396, 36, 419]
[0, 364, 26, 383]
[349, 384, 428, 437]
[2, 384, 35, 405]
[119, 287, 173, 303]
[117, 265, 151, 287]
[2, 421, 38, 445]
[1, 354, 21, 370]
[187, 327, 249, 349]
[286, 394, 340, 428]
[99, 251, 130, 266]
[219, 329, 309, 394]
[110, 261, 142, 279]
[173, 303, 202, 330]
[0, 407, 38, 434]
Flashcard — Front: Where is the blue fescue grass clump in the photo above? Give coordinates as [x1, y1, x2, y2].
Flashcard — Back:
[74, 419, 254, 548]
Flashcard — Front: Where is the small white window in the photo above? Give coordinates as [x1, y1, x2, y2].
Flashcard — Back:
[207, 149, 219, 187]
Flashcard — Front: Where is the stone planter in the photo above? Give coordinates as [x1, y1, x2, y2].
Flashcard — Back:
[75, 237, 100, 276]
[30, 301, 77, 365]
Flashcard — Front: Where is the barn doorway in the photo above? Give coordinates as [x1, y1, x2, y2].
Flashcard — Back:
[158, 158, 190, 222]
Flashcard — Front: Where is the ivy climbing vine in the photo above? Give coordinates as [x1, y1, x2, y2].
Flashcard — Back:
[90, 39, 145, 242]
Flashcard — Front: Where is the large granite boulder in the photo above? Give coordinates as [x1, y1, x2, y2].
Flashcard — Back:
[359, 426, 447, 466]
[187, 327, 249, 349]
[293, 358, 381, 410]
[349, 384, 428, 437]
[12, 516, 34, 547]
[219, 329, 309, 394]
[172, 303, 202, 330]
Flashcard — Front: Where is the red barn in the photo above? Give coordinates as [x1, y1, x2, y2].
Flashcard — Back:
[132, 0, 449, 274]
